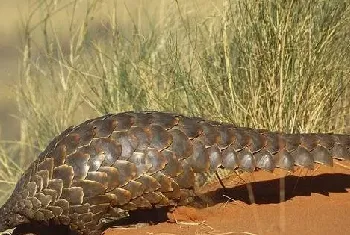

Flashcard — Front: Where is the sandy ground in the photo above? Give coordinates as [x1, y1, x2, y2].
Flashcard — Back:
[104, 162, 350, 235]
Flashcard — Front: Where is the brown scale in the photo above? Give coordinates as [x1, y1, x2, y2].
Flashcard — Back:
[107, 113, 134, 130]
[254, 149, 275, 172]
[149, 124, 173, 149]
[274, 149, 295, 171]
[128, 112, 153, 127]
[246, 129, 266, 153]
[221, 145, 239, 169]
[207, 145, 222, 170]
[0, 111, 349, 235]
[261, 132, 280, 154]
[110, 131, 136, 160]
[150, 112, 178, 129]
[168, 129, 193, 159]
[198, 122, 221, 146]
[291, 146, 315, 169]
[160, 150, 182, 177]
[128, 126, 151, 151]
[216, 124, 236, 148]
[231, 128, 251, 151]
[237, 148, 255, 172]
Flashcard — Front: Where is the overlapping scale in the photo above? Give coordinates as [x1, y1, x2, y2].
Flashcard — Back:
[199, 122, 220, 146]
[128, 151, 152, 177]
[145, 149, 168, 173]
[207, 145, 222, 170]
[311, 145, 333, 166]
[217, 125, 236, 148]
[331, 143, 350, 160]
[291, 146, 314, 169]
[231, 128, 250, 151]
[91, 118, 117, 137]
[161, 150, 182, 177]
[60, 187, 84, 205]
[113, 160, 137, 185]
[168, 129, 193, 159]
[72, 180, 106, 197]
[221, 146, 239, 169]
[86, 172, 108, 187]
[246, 129, 265, 153]
[65, 152, 90, 180]
[122, 180, 143, 199]
[262, 132, 279, 154]
[98, 167, 120, 190]
[90, 138, 121, 167]
[254, 149, 275, 172]
[281, 134, 300, 152]
[177, 116, 203, 138]
[151, 112, 178, 129]
[274, 149, 295, 171]
[109, 113, 134, 130]
[301, 134, 318, 151]
[149, 124, 173, 149]
[186, 140, 210, 173]
[317, 134, 335, 149]
[110, 131, 136, 160]
[52, 165, 74, 188]
[128, 126, 151, 151]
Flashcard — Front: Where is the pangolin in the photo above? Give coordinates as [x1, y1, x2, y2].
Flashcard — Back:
[0, 111, 349, 234]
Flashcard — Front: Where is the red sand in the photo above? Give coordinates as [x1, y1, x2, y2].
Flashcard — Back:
[105, 162, 350, 235]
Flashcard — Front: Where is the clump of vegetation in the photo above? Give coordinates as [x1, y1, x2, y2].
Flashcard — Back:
[0, 0, 349, 205]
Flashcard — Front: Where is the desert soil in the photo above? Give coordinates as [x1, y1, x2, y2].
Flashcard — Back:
[105, 162, 350, 235]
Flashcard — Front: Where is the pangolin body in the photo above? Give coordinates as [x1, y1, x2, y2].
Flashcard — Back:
[0, 111, 349, 234]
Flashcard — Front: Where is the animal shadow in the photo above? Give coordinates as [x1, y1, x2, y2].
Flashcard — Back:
[199, 173, 350, 206]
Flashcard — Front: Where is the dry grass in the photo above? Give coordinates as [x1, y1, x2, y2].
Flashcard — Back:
[0, 0, 349, 208]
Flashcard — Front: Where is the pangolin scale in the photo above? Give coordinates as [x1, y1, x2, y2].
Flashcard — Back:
[0, 111, 349, 234]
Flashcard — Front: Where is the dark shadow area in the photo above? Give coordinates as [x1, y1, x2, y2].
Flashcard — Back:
[197, 173, 350, 206]
[102, 207, 171, 229]
[12, 222, 78, 235]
